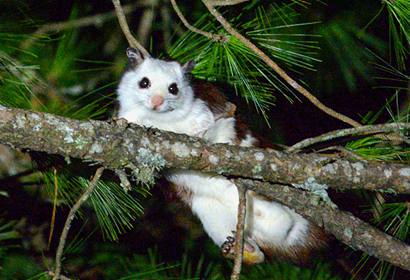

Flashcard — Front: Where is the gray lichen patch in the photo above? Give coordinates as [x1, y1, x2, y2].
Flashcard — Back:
[252, 164, 262, 175]
[352, 162, 364, 174]
[140, 136, 151, 147]
[136, 148, 166, 169]
[190, 148, 199, 157]
[270, 163, 278, 172]
[293, 177, 337, 208]
[171, 142, 190, 157]
[56, 125, 75, 143]
[74, 136, 89, 149]
[343, 228, 353, 240]
[14, 115, 27, 129]
[399, 168, 410, 177]
[29, 113, 41, 121]
[132, 148, 167, 186]
[322, 163, 337, 175]
[254, 152, 264, 161]
[90, 142, 103, 154]
[384, 169, 392, 178]
[209, 154, 219, 165]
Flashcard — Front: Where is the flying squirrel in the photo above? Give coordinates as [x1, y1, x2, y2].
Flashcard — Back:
[117, 47, 329, 265]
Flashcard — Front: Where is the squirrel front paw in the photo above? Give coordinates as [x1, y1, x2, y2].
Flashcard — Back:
[220, 232, 265, 265]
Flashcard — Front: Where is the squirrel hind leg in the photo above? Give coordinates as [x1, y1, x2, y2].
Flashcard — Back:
[221, 232, 265, 265]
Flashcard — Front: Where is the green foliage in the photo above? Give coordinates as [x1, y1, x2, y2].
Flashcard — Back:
[345, 92, 409, 280]
[170, 2, 320, 120]
[318, 16, 386, 91]
[85, 246, 341, 280]
[0, 219, 20, 259]
[384, 0, 410, 70]
[0, 0, 409, 279]
[43, 171, 144, 241]
[0, 254, 43, 280]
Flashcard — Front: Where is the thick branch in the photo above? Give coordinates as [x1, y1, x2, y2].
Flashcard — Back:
[237, 179, 410, 271]
[0, 107, 408, 194]
[0, 107, 409, 269]
[201, 0, 361, 128]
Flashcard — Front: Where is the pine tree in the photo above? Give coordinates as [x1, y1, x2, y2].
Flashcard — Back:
[0, 0, 408, 279]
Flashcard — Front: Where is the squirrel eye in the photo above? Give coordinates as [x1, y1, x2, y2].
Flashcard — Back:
[168, 83, 179, 95]
[139, 77, 150, 89]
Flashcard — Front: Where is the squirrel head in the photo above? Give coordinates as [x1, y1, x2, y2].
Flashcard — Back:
[118, 48, 195, 115]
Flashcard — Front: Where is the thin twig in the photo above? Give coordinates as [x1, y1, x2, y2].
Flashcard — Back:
[288, 122, 410, 152]
[53, 167, 104, 280]
[170, 0, 228, 42]
[202, 0, 361, 128]
[210, 0, 250, 6]
[315, 145, 368, 161]
[112, 0, 150, 57]
[48, 272, 71, 280]
[47, 168, 59, 250]
[21, 3, 138, 49]
[115, 169, 132, 192]
[231, 183, 247, 280]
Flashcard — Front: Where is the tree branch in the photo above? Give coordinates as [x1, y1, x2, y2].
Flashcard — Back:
[53, 167, 104, 280]
[170, 0, 228, 42]
[210, 0, 250, 6]
[0, 106, 409, 270]
[231, 183, 246, 280]
[21, 3, 138, 49]
[112, 0, 150, 57]
[288, 122, 410, 152]
[237, 179, 410, 271]
[0, 107, 408, 194]
[201, 0, 362, 128]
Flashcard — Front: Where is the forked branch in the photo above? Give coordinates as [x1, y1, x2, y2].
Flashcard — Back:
[112, 0, 150, 57]
[201, 0, 362, 128]
[170, 0, 227, 42]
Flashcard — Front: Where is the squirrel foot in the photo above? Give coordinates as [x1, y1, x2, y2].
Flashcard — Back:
[221, 232, 265, 265]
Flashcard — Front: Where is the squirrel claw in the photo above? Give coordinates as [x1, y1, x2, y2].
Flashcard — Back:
[220, 234, 265, 265]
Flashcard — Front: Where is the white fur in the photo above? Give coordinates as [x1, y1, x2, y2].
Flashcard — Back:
[118, 58, 214, 137]
[240, 134, 257, 147]
[117, 57, 310, 259]
[203, 117, 237, 144]
[166, 170, 309, 249]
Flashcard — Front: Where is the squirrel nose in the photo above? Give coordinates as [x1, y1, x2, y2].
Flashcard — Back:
[151, 95, 164, 109]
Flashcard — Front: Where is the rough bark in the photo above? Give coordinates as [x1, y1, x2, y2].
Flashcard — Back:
[0, 106, 409, 270]
[0, 107, 408, 194]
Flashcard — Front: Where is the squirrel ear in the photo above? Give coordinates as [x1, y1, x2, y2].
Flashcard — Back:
[126, 47, 144, 67]
[182, 60, 196, 73]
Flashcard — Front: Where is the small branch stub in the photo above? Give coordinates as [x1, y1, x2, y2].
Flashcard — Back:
[231, 182, 247, 280]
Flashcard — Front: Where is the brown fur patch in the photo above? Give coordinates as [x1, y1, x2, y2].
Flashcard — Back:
[192, 80, 234, 118]
[168, 182, 193, 207]
[259, 224, 330, 265]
